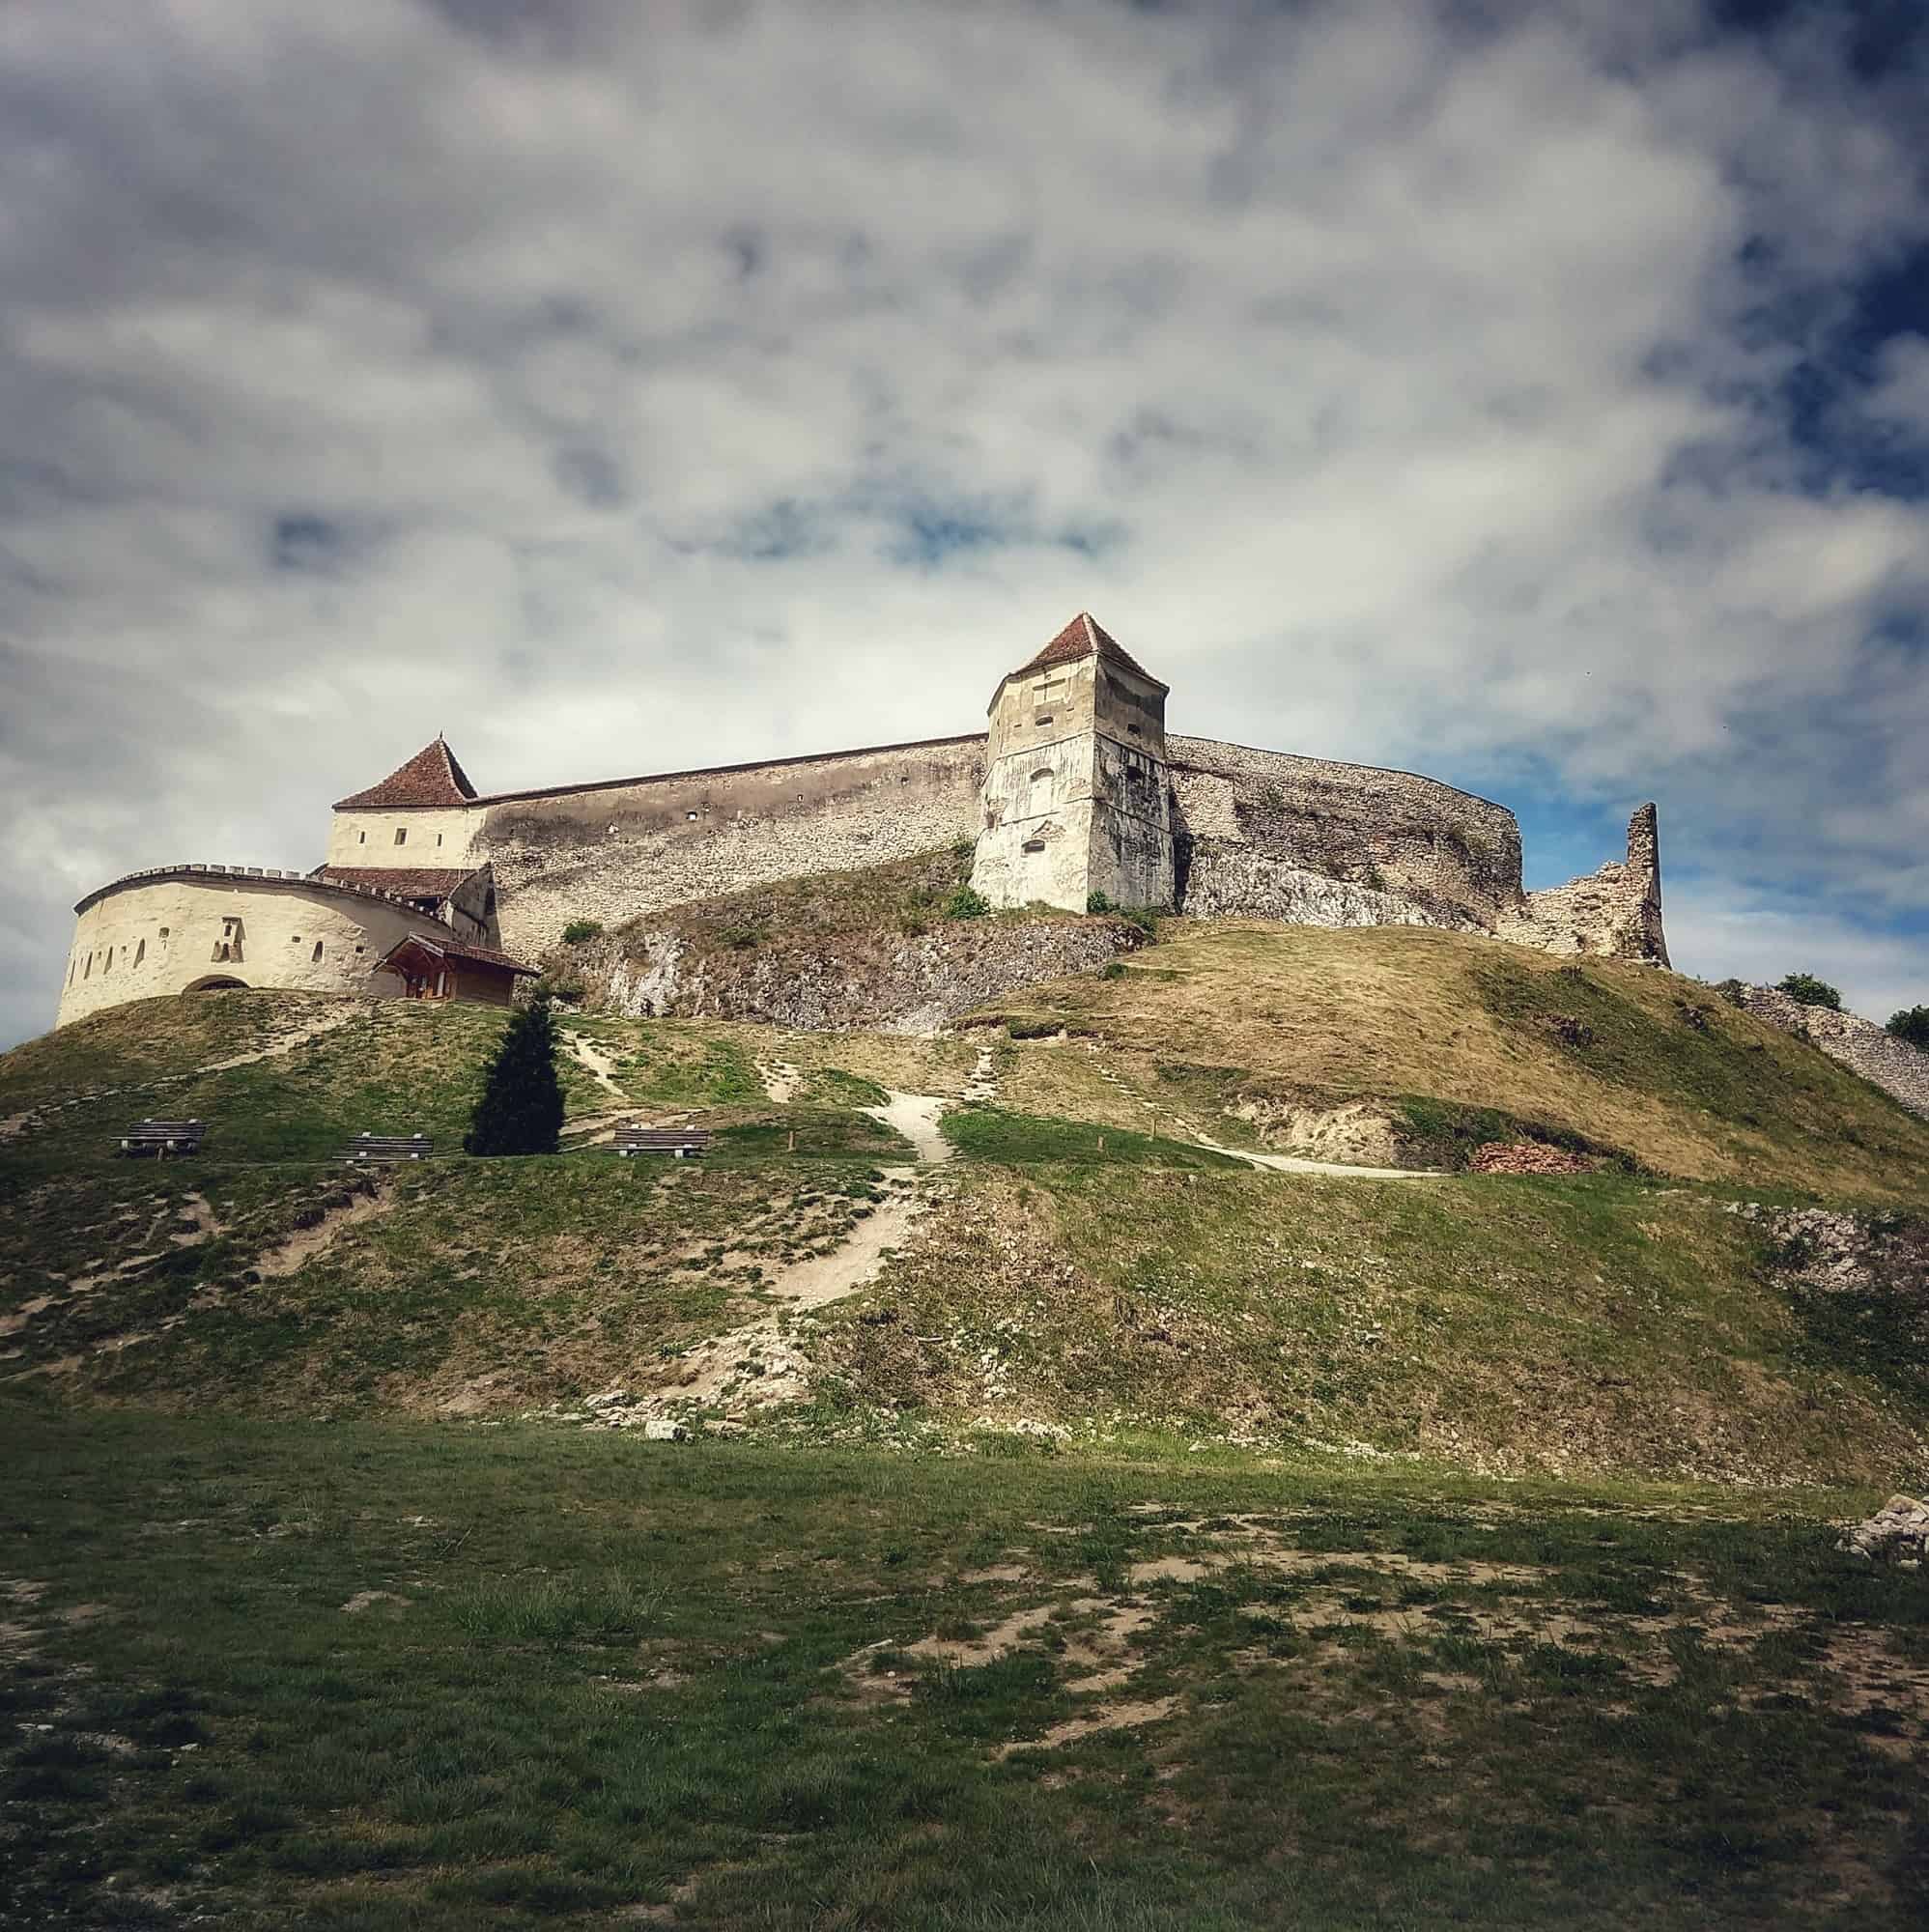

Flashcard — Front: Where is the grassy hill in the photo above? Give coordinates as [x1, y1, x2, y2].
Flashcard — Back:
[3, 931, 1926, 1483]
[6, 944, 1929, 1927]
[971, 922, 1929, 1198]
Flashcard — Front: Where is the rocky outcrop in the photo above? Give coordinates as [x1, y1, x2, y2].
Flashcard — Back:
[1177, 851, 1476, 931]
[587, 917, 1136, 1035]
[1837, 1495, 1929, 1567]
[1733, 986, 1929, 1118]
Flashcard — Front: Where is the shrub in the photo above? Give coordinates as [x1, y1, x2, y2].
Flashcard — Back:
[1777, 972, 1842, 1011]
[1100, 959, 1126, 980]
[721, 924, 767, 952]
[465, 998, 564, 1156]
[1714, 978, 1747, 1008]
[560, 920, 603, 945]
[1086, 890, 1115, 915]
[1887, 1006, 1929, 1049]
[944, 885, 991, 921]
[1120, 906, 1162, 941]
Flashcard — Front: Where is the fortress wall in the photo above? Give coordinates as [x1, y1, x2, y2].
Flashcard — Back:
[1166, 737, 1524, 924]
[56, 870, 439, 1029]
[473, 736, 986, 960]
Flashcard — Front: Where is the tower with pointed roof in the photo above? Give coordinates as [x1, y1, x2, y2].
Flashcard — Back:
[970, 612, 1175, 913]
[323, 734, 486, 876]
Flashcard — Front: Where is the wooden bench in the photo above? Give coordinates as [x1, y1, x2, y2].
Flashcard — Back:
[116, 1119, 205, 1158]
[346, 1132, 433, 1164]
[616, 1125, 714, 1160]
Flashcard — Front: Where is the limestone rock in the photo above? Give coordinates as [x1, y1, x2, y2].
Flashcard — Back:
[1837, 1494, 1929, 1564]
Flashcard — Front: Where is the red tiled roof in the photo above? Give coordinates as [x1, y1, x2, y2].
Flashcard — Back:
[382, 933, 538, 978]
[333, 737, 478, 810]
[1009, 612, 1164, 688]
[313, 866, 478, 905]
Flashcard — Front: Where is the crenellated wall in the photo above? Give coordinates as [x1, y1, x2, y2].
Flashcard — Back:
[56, 867, 447, 1028]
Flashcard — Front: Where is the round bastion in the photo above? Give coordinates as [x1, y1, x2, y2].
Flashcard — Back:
[56, 866, 454, 1030]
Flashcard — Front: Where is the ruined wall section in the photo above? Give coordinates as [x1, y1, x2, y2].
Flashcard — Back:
[1166, 737, 1524, 926]
[1496, 806, 1669, 965]
[1734, 985, 1929, 1118]
[472, 736, 985, 963]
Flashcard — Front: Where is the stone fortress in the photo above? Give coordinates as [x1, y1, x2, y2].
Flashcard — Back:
[54, 613, 1668, 1031]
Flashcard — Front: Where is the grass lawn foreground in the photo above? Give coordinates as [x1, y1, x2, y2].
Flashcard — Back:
[1, 1407, 1926, 1930]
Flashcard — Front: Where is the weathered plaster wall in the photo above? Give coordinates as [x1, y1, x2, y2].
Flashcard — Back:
[1167, 737, 1524, 926]
[56, 869, 442, 1029]
[1736, 985, 1929, 1118]
[473, 737, 986, 961]
[1495, 807, 1668, 965]
[325, 805, 481, 869]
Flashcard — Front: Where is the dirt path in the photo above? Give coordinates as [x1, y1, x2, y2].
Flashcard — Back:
[1189, 1130, 1438, 1181]
[593, 1172, 930, 1420]
[861, 1092, 954, 1165]
[254, 1184, 395, 1279]
[756, 1056, 803, 1104]
[198, 1004, 358, 1074]
[560, 1029, 626, 1100]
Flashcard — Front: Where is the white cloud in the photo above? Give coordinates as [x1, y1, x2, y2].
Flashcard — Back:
[2, 0, 1927, 1046]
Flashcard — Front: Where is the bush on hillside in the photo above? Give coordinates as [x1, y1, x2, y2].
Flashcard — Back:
[465, 998, 564, 1157]
[1888, 1006, 1929, 1050]
[1086, 889, 1114, 915]
[945, 885, 991, 920]
[1778, 973, 1843, 1011]
[560, 920, 604, 944]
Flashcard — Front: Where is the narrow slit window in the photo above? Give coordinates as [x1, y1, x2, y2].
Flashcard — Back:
[358, 831, 367, 844]
[312, 940, 324, 962]
[83, 953, 92, 979]
[394, 827, 408, 846]
[134, 939, 145, 966]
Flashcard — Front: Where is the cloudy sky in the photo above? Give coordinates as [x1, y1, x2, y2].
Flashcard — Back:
[4, 0, 1928, 1047]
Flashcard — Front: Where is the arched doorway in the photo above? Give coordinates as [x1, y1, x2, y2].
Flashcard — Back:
[182, 975, 249, 994]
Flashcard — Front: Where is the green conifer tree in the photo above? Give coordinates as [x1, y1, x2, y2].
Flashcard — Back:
[465, 997, 565, 1156]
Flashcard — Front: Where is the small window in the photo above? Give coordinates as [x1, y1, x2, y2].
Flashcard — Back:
[687, 810, 698, 822]
[1022, 838, 1047, 853]
[134, 939, 145, 967]
[312, 941, 324, 962]
[1127, 724, 1142, 737]
[158, 926, 169, 941]
[83, 952, 92, 979]
[1035, 713, 1053, 726]
[1031, 769, 1051, 782]
[355, 944, 365, 955]
[394, 827, 407, 846]
[291, 934, 301, 944]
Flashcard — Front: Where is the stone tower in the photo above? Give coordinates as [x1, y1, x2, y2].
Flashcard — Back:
[971, 612, 1175, 912]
